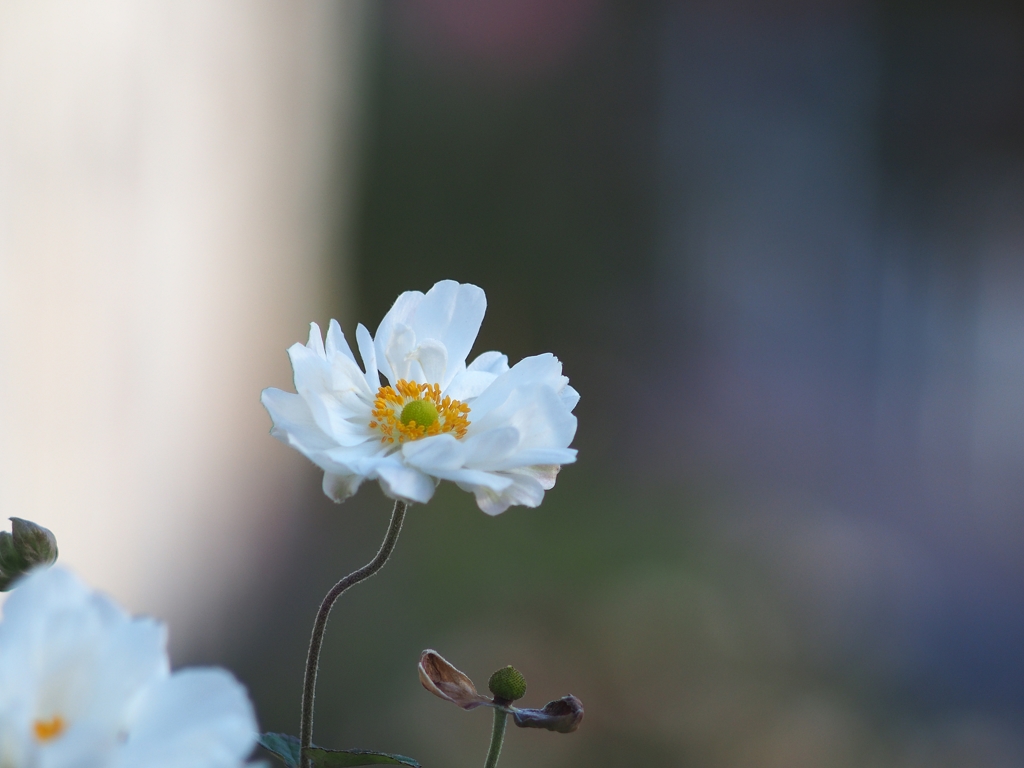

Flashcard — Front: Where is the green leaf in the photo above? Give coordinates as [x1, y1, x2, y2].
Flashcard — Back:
[259, 733, 302, 768]
[258, 734, 420, 768]
[305, 747, 420, 767]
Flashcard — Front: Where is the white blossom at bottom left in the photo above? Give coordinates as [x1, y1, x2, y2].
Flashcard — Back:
[0, 566, 258, 768]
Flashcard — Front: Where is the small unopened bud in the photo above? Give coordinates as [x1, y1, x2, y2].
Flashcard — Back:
[0, 518, 59, 591]
[488, 665, 527, 704]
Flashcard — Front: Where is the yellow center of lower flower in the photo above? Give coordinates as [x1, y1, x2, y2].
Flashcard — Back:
[33, 716, 65, 742]
[370, 379, 470, 443]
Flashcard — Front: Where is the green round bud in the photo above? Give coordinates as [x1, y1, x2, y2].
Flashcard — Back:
[399, 399, 438, 429]
[488, 665, 527, 703]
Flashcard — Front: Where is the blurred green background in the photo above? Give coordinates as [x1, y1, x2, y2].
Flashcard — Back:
[221, 3, 1024, 767]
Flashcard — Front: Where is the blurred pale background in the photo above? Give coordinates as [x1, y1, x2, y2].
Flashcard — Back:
[3, 2, 1024, 767]
[0, 0, 366, 654]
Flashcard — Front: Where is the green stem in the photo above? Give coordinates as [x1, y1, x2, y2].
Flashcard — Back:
[299, 499, 408, 768]
[483, 707, 508, 768]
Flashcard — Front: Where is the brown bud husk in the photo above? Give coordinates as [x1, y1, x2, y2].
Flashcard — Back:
[418, 650, 493, 710]
[512, 695, 584, 733]
[0, 518, 58, 591]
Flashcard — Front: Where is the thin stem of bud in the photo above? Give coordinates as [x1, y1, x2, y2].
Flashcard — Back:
[299, 499, 408, 768]
[483, 707, 508, 768]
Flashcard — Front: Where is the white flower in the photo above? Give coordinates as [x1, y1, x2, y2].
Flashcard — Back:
[261, 280, 578, 514]
[0, 566, 258, 768]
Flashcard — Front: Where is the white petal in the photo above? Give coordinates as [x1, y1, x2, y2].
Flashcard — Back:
[113, 668, 257, 768]
[322, 472, 364, 503]
[84, 616, 168, 726]
[467, 350, 509, 374]
[262, 388, 336, 457]
[306, 322, 326, 359]
[311, 442, 389, 497]
[461, 471, 547, 515]
[34, 724, 109, 768]
[305, 394, 375, 447]
[460, 427, 520, 469]
[286, 342, 333, 430]
[498, 472, 548, 507]
[408, 281, 486, 384]
[294, 443, 389, 502]
[0, 566, 94, 643]
[269, 330, 381, 470]
[470, 384, 577, 453]
[327, 352, 374, 401]
[411, 339, 448, 385]
[514, 464, 562, 490]
[373, 460, 436, 504]
[560, 384, 580, 412]
[492, 447, 577, 471]
[467, 354, 566, 422]
[322, 438, 391, 468]
[432, 468, 514, 492]
[355, 323, 380, 390]
[325, 319, 357, 364]
[287, 344, 375, 448]
[401, 434, 468, 472]
[0, 570, 163, 696]
[374, 290, 425, 383]
[287, 341, 329, 393]
[382, 323, 417, 383]
[443, 370, 497, 402]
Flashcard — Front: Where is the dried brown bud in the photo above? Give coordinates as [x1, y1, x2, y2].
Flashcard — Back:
[418, 650, 493, 710]
[512, 695, 584, 733]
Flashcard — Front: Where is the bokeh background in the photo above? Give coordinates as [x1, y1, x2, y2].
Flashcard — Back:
[3, 2, 1024, 766]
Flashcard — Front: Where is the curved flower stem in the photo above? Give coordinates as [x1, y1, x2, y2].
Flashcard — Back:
[300, 499, 408, 768]
[483, 707, 508, 768]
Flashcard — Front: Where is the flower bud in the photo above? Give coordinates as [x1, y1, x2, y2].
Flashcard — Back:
[0, 518, 59, 591]
[488, 665, 527, 704]
[512, 695, 584, 733]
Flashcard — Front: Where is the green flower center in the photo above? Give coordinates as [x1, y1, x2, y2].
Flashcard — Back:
[399, 399, 438, 429]
[488, 665, 527, 702]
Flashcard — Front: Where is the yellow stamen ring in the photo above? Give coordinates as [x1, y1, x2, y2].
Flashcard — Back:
[34, 716, 66, 742]
[371, 380, 470, 443]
